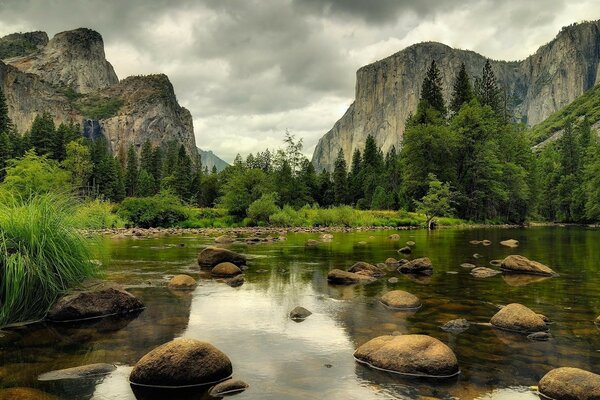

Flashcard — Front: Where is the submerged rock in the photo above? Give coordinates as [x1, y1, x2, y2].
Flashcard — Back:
[320, 233, 334, 240]
[460, 263, 477, 269]
[398, 246, 412, 254]
[470, 267, 501, 278]
[211, 262, 242, 277]
[209, 379, 249, 397]
[289, 306, 312, 321]
[348, 262, 385, 277]
[226, 275, 245, 287]
[385, 257, 399, 265]
[214, 235, 234, 244]
[481, 240, 492, 246]
[500, 255, 557, 276]
[406, 241, 416, 246]
[490, 303, 548, 333]
[38, 363, 116, 381]
[47, 286, 144, 322]
[500, 239, 519, 248]
[380, 290, 421, 310]
[441, 319, 470, 333]
[527, 331, 552, 341]
[130, 339, 232, 387]
[306, 239, 319, 247]
[198, 247, 247, 268]
[398, 257, 433, 275]
[387, 277, 399, 284]
[388, 234, 400, 240]
[168, 274, 196, 290]
[327, 269, 374, 285]
[354, 335, 459, 378]
[539, 367, 600, 400]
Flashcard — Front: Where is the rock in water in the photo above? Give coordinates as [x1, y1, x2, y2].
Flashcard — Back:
[208, 379, 249, 397]
[198, 247, 246, 268]
[47, 286, 144, 322]
[406, 241, 416, 246]
[348, 262, 385, 277]
[388, 234, 400, 240]
[527, 332, 552, 341]
[168, 274, 196, 290]
[214, 235, 234, 244]
[595, 315, 600, 326]
[327, 269, 374, 284]
[539, 367, 600, 400]
[385, 258, 399, 265]
[306, 239, 319, 247]
[380, 290, 421, 310]
[500, 239, 519, 247]
[490, 303, 548, 333]
[130, 339, 232, 387]
[226, 275, 245, 287]
[470, 267, 501, 278]
[398, 257, 433, 275]
[211, 262, 242, 277]
[38, 363, 116, 381]
[460, 263, 477, 269]
[398, 246, 412, 254]
[354, 335, 459, 378]
[441, 319, 470, 333]
[289, 306, 312, 321]
[500, 255, 557, 276]
[0, 387, 57, 399]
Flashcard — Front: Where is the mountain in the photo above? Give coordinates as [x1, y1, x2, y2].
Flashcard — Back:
[312, 20, 600, 171]
[197, 148, 229, 172]
[0, 28, 198, 159]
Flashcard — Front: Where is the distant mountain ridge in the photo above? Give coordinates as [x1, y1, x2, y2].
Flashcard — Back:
[312, 20, 600, 171]
[197, 148, 229, 172]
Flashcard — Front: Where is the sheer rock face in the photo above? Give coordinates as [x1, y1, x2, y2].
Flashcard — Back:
[312, 21, 600, 171]
[0, 28, 198, 159]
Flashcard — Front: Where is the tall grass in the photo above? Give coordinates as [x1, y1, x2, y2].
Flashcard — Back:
[0, 194, 97, 326]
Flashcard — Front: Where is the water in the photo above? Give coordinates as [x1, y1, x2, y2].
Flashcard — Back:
[1, 227, 600, 399]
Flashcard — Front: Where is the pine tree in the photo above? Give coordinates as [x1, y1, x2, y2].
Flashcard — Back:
[0, 85, 11, 134]
[275, 159, 294, 206]
[450, 63, 473, 114]
[316, 169, 334, 207]
[140, 139, 154, 173]
[476, 60, 501, 114]
[137, 169, 155, 197]
[173, 145, 192, 200]
[333, 148, 348, 205]
[125, 145, 139, 197]
[348, 148, 363, 203]
[421, 60, 446, 117]
[299, 159, 318, 205]
[29, 113, 55, 156]
[151, 146, 163, 193]
[0, 131, 11, 180]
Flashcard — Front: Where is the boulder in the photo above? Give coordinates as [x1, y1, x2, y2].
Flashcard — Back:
[385, 257, 399, 265]
[489, 259, 502, 267]
[470, 267, 501, 278]
[482, 240, 492, 246]
[387, 277, 399, 284]
[306, 239, 319, 247]
[47, 286, 144, 322]
[214, 235, 234, 244]
[0, 388, 57, 400]
[380, 290, 421, 310]
[208, 379, 249, 397]
[211, 262, 242, 277]
[168, 275, 197, 290]
[130, 339, 232, 387]
[398, 246, 412, 254]
[398, 257, 433, 275]
[406, 241, 416, 246]
[38, 363, 116, 381]
[198, 247, 246, 268]
[327, 269, 374, 285]
[460, 263, 476, 269]
[289, 306, 312, 321]
[354, 335, 459, 378]
[469, 240, 481, 245]
[226, 275, 245, 287]
[539, 367, 600, 400]
[500, 239, 519, 248]
[500, 255, 557, 276]
[320, 233, 334, 240]
[441, 319, 470, 333]
[388, 234, 400, 240]
[348, 262, 385, 277]
[490, 303, 548, 333]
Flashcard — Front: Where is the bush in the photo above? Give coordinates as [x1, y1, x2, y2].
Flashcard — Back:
[269, 205, 305, 227]
[0, 194, 97, 325]
[72, 199, 124, 229]
[247, 193, 280, 224]
[117, 192, 187, 228]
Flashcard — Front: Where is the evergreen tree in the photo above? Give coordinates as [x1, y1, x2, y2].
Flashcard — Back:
[62, 140, 93, 191]
[173, 145, 192, 201]
[421, 60, 446, 117]
[151, 146, 163, 193]
[0, 85, 11, 134]
[450, 63, 473, 114]
[476, 60, 502, 114]
[29, 113, 55, 156]
[316, 169, 334, 207]
[348, 148, 363, 204]
[140, 140, 154, 173]
[0, 131, 11, 180]
[125, 145, 139, 197]
[299, 159, 318, 205]
[112, 156, 126, 202]
[137, 169, 155, 197]
[333, 148, 348, 205]
[275, 159, 294, 206]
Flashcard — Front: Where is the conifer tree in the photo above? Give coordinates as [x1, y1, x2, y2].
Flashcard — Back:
[333, 148, 348, 205]
[173, 145, 192, 200]
[450, 63, 473, 114]
[476, 60, 501, 114]
[125, 145, 139, 197]
[0, 86, 11, 134]
[29, 113, 55, 156]
[137, 169, 155, 197]
[421, 60, 446, 117]
[151, 146, 163, 193]
[316, 169, 334, 207]
[348, 148, 363, 203]
[140, 139, 153, 173]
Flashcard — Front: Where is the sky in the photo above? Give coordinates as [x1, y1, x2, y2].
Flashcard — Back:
[0, 0, 598, 162]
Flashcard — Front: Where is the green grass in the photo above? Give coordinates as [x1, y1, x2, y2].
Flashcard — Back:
[529, 84, 600, 145]
[0, 194, 97, 326]
[72, 199, 125, 229]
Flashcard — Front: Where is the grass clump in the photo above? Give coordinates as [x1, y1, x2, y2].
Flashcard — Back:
[0, 194, 97, 326]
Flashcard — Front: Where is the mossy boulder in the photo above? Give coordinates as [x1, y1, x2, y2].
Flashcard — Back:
[168, 275, 196, 290]
[398, 257, 433, 275]
[490, 303, 548, 333]
[211, 262, 242, 277]
[380, 290, 421, 310]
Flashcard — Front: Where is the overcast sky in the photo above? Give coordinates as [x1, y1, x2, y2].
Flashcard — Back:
[0, 0, 598, 162]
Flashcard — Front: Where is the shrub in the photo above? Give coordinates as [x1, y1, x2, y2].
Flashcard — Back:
[247, 193, 280, 224]
[72, 199, 124, 229]
[269, 205, 305, 227]
[0, 194, 97, 325]
[117, 192, 187, 228]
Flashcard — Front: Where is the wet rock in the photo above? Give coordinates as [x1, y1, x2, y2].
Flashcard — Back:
[354, 335, 459, 378]
[500, 239, 519, 248]
[489, 259, 502, 267]
[47, 286, 144, 322]
[469, 240, 481, 245]
[130, 339, 232, 387]
[209, 379, 249, 397]
[490, 303, 548, 333]
[306, 239, 319, 246]
[500, 255, 557, 276]
[406, 241, 416, 246]
[482, 240, 492, 246]
[226, 275, 245, 287]
[387, 277, 399, 283]
[539, 314, 552, 324]
[289, 306, 312, 321]
[388, 234, 400, 240]
[0, 387, 57, 399]
[441, 319, 470, 333]
[385, 257, 399, 265]
[198, 247, 247, 268]
[168, 275, 196, 290]
[596, 315, 600, 326]
[214, 235, 234, 244]
[470, 267, 501, 278]
[503, 274, 550, 286]
[460, 263, 477, 269]
[398, 246, 412, 254]
[211, 262, 242, 277]
[320, 233, 334, 240]
[357, 241, 368, 246]
[398, 257, 433, 275]
[380, 290, 421, 310]
[473, 253, 483, 259]
[327, 269, 374, 285]
[38, 363, 116, 381]
[527, 331, 551, 341]
[348, 262, 385, 277]
[539, 367, 600, 400]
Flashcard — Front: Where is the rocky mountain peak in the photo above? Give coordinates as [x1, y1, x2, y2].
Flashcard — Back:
[0, 31, 48, 59]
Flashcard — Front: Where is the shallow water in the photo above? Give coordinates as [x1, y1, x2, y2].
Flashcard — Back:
[1, 227, 600, 399]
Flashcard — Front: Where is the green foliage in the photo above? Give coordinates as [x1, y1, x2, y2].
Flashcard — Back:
[72, 199, 124, 229]
[117, 192, 187, 228]
[76, 96, 124, 120]
[62, 140, 93, 189]
[0, 85, 11, 134]
[450, 63, 473, 114]
[137, 169, 155, 197]
[247, 192, 280, 224]
[0, 194, 97, 325]
[1, 150, 71, 197]
[125, 145, 138, 197]
[218, 167, 272, 217]
[475, 60, 502, 115]
[421, 60, 446, 117]
[333, 148, 348, 205]
[414, 174, 455, 227]
[29, 113, 55, 156]
[269, 205, 306, 227]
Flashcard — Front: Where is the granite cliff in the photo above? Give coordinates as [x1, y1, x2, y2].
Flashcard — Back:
[312, 20, 600, 171]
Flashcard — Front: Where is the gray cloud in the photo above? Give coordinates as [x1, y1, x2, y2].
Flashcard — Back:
[0, 0, 598, 161]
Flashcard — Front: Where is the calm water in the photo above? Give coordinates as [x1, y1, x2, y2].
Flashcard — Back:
[2, 227, 600, 399]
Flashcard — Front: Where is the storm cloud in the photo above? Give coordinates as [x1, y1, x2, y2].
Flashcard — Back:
[0, 0, 597, 161]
